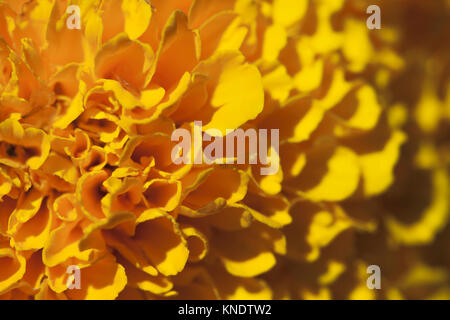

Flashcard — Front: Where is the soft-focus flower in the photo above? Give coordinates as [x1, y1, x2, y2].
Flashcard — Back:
[0, 0, 448, 300]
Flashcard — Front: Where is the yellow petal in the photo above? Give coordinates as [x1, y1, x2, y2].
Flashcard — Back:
[386, 168, 449, 245]
[272, 0, 308, 28]
[359, 131, 407, 196]
[194, 51, 264, 135]
[134, 212, 189, 276]
[287, 145, 360, 201]
[65, 255, 127, 300]
[122, 0, 152, 40]
[0, 248, 26, 294]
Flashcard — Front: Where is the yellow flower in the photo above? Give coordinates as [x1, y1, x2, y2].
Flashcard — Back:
[0, 0, 448, 300]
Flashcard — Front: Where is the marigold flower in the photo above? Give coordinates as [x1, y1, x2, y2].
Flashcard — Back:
[0, 0, 448, 300]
